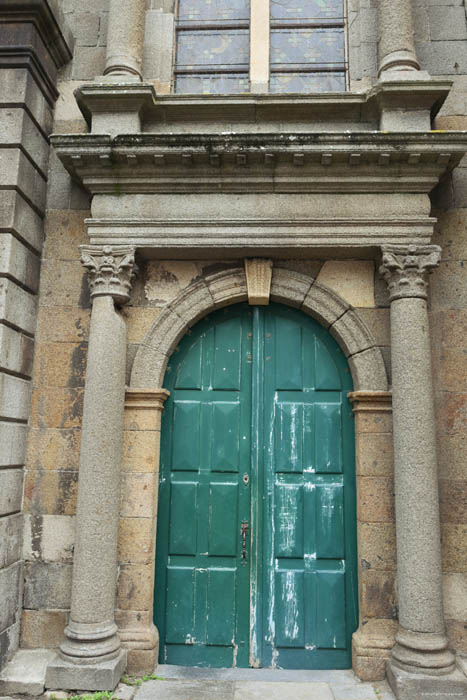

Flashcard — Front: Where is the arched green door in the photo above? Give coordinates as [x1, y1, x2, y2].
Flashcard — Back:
[155, 303, 357, 669]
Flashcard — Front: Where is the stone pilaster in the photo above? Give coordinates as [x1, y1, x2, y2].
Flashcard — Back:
[118, 389, 169, 675]
[46, 246, 138, 691]
[104, 0, 146, 80]
[380, 245, 467, 699]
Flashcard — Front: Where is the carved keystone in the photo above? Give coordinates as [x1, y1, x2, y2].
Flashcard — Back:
[380, 244, 441, 301]
[81, 245, 138, 305]
[245, 259, 273, 306]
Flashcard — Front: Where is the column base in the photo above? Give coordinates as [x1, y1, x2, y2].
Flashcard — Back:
[387, 660, 467, 700]
[45, 649, 127, 691]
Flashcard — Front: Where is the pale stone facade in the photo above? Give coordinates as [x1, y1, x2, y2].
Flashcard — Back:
[0, 1, 466, 699]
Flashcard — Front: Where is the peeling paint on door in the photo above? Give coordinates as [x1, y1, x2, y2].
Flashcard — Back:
[155, 303, 357, 669]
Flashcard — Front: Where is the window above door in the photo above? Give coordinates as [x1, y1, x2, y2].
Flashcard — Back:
[174, 0, 348, 95]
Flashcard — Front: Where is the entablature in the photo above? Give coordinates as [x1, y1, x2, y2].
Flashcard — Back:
[52, 131, 467, 196]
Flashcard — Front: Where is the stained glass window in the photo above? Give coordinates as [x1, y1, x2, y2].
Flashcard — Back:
[174, 0, 347, 95]
[269, 0, 346, 93]
[175, 0, 250, 94]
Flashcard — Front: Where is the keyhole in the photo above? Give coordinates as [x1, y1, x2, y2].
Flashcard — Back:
[243, 473, 249, 485]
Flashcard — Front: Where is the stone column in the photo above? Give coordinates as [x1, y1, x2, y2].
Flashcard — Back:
[380, 245, 467, 698]
[377, 0, 420, 75]
[46, 246, 138, 691]
[104, 0, 146, 79]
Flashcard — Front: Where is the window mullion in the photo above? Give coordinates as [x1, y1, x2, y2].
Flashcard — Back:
[250, 0, 270, 93]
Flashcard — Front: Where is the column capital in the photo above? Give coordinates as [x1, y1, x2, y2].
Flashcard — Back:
[80, 245, 138, 305]
[380, 244, 441, 301]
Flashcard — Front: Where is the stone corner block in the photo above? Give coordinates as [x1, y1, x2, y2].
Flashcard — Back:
[386, 661, 467, 700]
[45, 649, 127, 692]
[0, 649, 56, 697]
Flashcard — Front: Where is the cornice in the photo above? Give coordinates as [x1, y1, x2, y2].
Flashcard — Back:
[0, 0, 73, 68]
[51, 131, 467, 196]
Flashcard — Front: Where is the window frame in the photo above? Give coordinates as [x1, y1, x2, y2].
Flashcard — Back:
[173, 0, 349, 94]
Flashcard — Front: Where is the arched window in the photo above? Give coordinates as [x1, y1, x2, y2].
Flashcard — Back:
[174, 0, 347, 94]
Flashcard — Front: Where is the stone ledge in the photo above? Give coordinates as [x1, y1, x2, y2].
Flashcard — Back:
[0, 648, 56, 696]
[45, 649, 127, 692]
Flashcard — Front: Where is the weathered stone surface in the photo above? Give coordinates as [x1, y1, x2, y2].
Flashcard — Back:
[32, 342, 87, 389]
[20, 610, 67, 649]
[437, 431, 467, 481]
[0, 649, 56, 696]
[23, 562, 72, 609]
[443, 573, 467, 621]
[358, 477, 395, 523]
[358, 523, 397, 571]
[0, 514, 23, 569]
[23, 514, 75, 563]
[0, 279, 36, 335]
[45, 649, 127, 691]
[435, 391, 467, 436]
[122, 430, 160, 472]
[360, 569, 397, 619]
[144, 261, 204, 304]
[330, 310, 375, 357]
[431, 309, 467, 393]
[23, 470, 78, 516]
[439, 479, 467, 523]
[118, 518, 154, 565]
[117, 564, 153, 611]
[0, 423, 27, 467]
[356, 433, 394, 476]
[0, 373, 31, 421]
[123, 307, 159, 344]
[441, 524, 467, 572]
[120, 473, 155, 519]
[317, 261, 375, 308]
[0, 471, 23, 517]
[36, 307, 90, 344]
[38, 260, 87, 309]
[26, 428, 81, 471]
[348, 348, 388, 392]
[29, 386, 84, 429]
[43, 209, 89, 261]
[0, 234, 40, 293]
[270, 267, 312, 308]
[0, 564, 22, 632]
[0, 325, 34, 378]
[355, 309, 391, 347]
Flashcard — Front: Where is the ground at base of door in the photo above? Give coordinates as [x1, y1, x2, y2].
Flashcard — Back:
[127, 666, 396, 700]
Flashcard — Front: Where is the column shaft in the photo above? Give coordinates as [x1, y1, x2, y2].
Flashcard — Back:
[378, 0, 420, 74]
[62, 295, 126, 659]
[390, 298, 444, 635]
[104, 0, 146, 79]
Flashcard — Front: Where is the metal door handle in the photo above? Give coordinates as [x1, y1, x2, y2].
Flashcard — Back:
[241, 521, 249, 560]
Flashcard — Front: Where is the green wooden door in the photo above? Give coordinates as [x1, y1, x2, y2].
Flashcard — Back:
[155, 303, 357, 669]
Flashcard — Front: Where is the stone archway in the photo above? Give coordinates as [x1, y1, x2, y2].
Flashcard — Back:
[120, 265, 392, 677]
[130, 266, 388, 392]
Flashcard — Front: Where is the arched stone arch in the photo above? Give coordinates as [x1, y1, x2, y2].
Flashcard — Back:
[130, 266, 388, 392]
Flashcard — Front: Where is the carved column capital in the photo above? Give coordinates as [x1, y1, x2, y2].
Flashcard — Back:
[380, 245, 441, 301]
[80, 245, 138, 305]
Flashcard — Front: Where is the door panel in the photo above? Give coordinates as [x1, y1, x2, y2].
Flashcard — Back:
[155, 303, 357, 669]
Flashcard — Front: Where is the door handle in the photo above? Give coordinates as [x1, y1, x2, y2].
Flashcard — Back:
[241, 521, 249, 560]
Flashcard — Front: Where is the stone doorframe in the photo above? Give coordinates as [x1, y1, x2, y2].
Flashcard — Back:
[124, 265, 391, 677]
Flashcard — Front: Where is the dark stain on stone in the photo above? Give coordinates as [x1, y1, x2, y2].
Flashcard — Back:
[202, 262, 240, 277]
[79, 274, 91, 310]
[68, 343, 88, 388]
[30, 515, 43, 560]
[361, 559, 371, 569]
[57, 471, 79, 515]
[66, 389, 84, 426]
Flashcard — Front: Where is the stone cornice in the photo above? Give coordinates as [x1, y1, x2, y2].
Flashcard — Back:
[0, 0, 73, 67]
[51, 132, 467, 196]
[380, 244, 441, 301]
[80, 244, 138, 305]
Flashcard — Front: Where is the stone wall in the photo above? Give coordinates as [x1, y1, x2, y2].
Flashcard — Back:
[0, 1, 72, 670]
